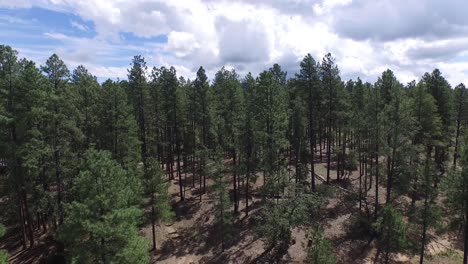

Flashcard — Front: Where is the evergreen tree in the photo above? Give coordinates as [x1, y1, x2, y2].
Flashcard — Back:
[241, 73, 257, 217]
[97, 80, 140, 168]
[416, 157, 442, 264]
[0, 46, 35, 247]
[374, 205, 407, 263]
[305, 227, 336, 264]
[145, 157, 173, 251]
[127, 55, 149, 168]
[253, 68, 288, 186]
[192, 67, 211, 196]
[0, 224, 7, 264]
[255, 183, 325, 260]
[453, 84, 468, 167]
[72, 65, 100, 148]
[320, 53, 340, 184]
[423, 70, 453, 174]
[41, 53, 78, 226]
[209, 156, 232, 252]
[445, 136, 468, 263]
[212, 67, 245, 212]
[60, 149, 148, 263]
[296, 54, 320, 190]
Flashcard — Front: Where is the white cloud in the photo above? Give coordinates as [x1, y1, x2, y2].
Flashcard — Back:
[313, 0, 352, 15]
[0, 0, 32, 8]
[166, 31, 200, 57]
[1, 0, 468, 86]
[70, 20, 89, 32]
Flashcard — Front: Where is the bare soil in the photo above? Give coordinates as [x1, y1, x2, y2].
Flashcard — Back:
[1, 148, 464, 263]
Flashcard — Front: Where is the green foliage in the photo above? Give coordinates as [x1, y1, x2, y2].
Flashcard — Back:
[374, 205, 407, 256]
[98, 80, 141, 168]
[305, 228, 336, 264]
[72, 65, 100, 147]
[59, 149, 148, 264]
[255, 183, 326, 254]
[444, 137, 468, 229]
[209, 156, 233, 251]
[145, 158, 174, 223]
[2, 43, 467, 263]
[252, 67, 289, 179]
[0, 224, 7, 264]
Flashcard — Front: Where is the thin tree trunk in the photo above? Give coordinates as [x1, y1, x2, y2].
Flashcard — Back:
[454, 113, 462, 167]
[327, 123, 332, 184]
[464, 184, 468, 264]
[22, 189, 34, 247]
[151, 198, 156, 250]
[17, 191, 27, 249]
[308, 77, 316, 191]
[420, 195, 429, 264]
[233, 150, 238, 213]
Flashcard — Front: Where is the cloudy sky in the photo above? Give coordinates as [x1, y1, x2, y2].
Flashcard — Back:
[1, 0, 468, 85]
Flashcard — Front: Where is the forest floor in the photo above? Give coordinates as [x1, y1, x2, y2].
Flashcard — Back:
[1, 150, 465, 263]
[148, 153, 465, 264]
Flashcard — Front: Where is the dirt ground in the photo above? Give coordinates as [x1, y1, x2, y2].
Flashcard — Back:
[146, 153, 464, 264]
[1, 149, 465, 264]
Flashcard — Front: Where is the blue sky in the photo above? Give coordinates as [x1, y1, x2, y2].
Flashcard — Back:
[1, 0, 468, 85]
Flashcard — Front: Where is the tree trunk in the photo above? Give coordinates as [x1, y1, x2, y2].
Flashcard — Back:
[17, 191, 27, 249]
[308, 78, 316, 191]
[151, 202, 156, 250]
[420, 195, 428, 264]
[454, 115, 462, 167]
[199, 156, 203, 202]
[176, 130, 183, 201]
[454, 89, 464, 167]
[327, 124, 332, 184]
[22, 189, 34, 247]
[233, 150, 238, 213]
[464, 185, 468, 264]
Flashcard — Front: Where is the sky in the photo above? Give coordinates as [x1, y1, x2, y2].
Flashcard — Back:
[1, 0, 468, 85]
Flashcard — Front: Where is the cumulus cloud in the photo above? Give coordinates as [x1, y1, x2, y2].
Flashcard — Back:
[331, 0, 468, 41]
[216, 17, 270, 63]
[166, 31, 200, 58]
[406, 38, 468, 61]
[1, 0, 467, 86]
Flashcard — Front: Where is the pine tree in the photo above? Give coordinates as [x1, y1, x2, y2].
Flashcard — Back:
[59, 149, 149, 263]
[255, 183, 326, 260]
[159, 66, 184, 200]
[241, 73, 257, 217]
[209, 156, 232, 252]
[72, 65, 100, 148]
[377, 71, 414, 204]
[97, 80, 140, 168]
[0, 224, 8, 264]
[296, 54, 320, 191]
[17, 59, 53, 236]
[145, 157, 173, 251]
[453, 84, 468, 167]
[417, 157, 442, 264]
[423, 70, 453, 175]
[305, 227, 336, 264]
[409, 81, 442, 214]
[212, 67, 245, 213]
[320, 53, 340, 184]
[374, 205, 407, 263]
[41, 53, 78, 226]
[445, 135, 468, 263]
[193, 67, 211, 196]
[253, 67, 288, 186]
[1, 46, 36, 247]
[127, 55, 149, 168]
